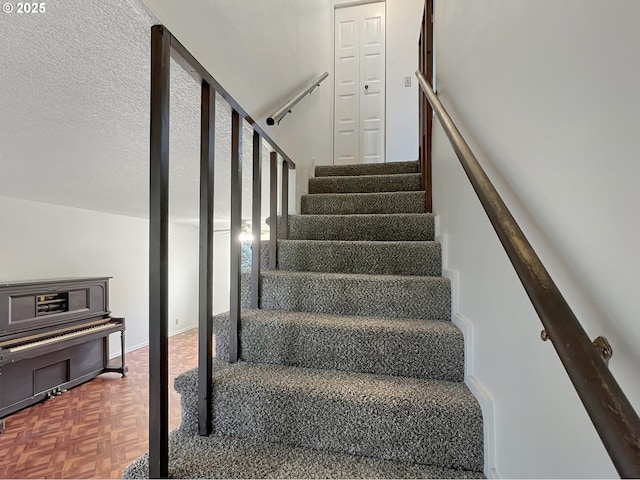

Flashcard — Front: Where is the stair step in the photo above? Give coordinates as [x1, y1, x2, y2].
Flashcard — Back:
[241, 271, 450, 320]
[315, 160, 419, 177]
[301, 191, 425, 215]
[122, 429, 485, 479]
[289, 213, 434, 241]
[308, 173, 421, 194]
[175, 361, 484, 472]
[270, 240, 441, 276]
[214, 309, 463, 380]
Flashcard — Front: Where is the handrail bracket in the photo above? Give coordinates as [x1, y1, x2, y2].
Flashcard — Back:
[593, 336, 613, 366]
[541, 330, 613, 367]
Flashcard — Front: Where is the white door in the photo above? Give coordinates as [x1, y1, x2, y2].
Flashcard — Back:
[334, 2, 386, 164]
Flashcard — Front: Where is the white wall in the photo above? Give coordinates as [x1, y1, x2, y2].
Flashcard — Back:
[141, 0, 332, 209]
[331, 0, 424, 163]
[433, 1, 640, 477]
[212, 231, 231, 316]
[0, 196, 199, 357]
[385, 0, 423, 161]
[141, 0, 424, 208]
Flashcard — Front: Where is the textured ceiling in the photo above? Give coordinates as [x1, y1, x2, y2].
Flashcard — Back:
[0, 0, 269, 225]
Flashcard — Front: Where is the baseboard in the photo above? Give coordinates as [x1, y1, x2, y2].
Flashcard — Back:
[442, 263, 500, 479]
[109, 324, 197, 359]
[169, 324, 198, 338]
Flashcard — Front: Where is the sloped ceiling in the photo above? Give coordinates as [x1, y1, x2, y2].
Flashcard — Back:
[0, 0, 263, 225]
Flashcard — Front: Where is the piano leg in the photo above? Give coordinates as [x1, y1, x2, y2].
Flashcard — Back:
[120, 330, 127, 378]
[104, 329, 128, 377]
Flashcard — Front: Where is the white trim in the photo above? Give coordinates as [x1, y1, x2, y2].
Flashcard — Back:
[438, 241, 500, 478]
[334, 0, 385, 10]
[169, 324, 198, 338]
[331, 0, 386, 164]
[109, 324, 197, 359]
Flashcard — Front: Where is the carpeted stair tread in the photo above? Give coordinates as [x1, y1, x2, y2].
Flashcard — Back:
[301, 191, 426, 215]
[270, 240, 441, 276]
[213, 309, 463, 380]
[121, 430, 485, 479]
[308, 173, 421, 194]
[242, 270, 451, 320]
[315, 160, 419, 177]
[123, 157, 487, 477]
[289, 213, 434, 241]
[175, 360, 484, 472]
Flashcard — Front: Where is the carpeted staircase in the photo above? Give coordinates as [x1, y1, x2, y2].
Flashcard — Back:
[123, 160, 485, 479]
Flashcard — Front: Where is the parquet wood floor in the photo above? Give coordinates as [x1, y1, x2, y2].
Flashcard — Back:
[0, 328, 200, 479]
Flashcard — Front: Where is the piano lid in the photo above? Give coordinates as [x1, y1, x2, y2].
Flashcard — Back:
[0, 277, 112, 288]
[0, 277, 112, 337]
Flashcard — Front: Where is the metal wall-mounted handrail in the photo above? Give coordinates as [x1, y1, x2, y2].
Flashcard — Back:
[415, 69, 640, 478]
[149, 24, 296, 478]
[170, 35, 296, 169]
[267, 72, 329, 126]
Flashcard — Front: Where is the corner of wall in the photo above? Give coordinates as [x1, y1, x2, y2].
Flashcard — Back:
[436, 230, 499, 479]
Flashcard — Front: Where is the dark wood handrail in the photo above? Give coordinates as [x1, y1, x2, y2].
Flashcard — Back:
[416, 70, 640, 478]
[149, 24, 297, 478]
[267, 72, 329, 125]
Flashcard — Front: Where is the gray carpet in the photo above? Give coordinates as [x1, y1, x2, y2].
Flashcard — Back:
[242, 270, 451, 320]
[315, 160, 419, 177]
[213, 309, 464, 381]
[122, 430, 485, 479]
[308, 173, 421, 194]
[174, 360, 483, 471]
[289, 213, 434, 241]
[301, 191, 426, 214]
[271, 240, 442, 276]
[123, 161, 485, 479]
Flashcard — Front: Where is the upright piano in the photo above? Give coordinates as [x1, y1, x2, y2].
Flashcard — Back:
[0, 277, 127, 433]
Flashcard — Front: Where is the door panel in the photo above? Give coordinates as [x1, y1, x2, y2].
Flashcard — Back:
[334, 2, 385, 164]
[335, 16, 359, 163]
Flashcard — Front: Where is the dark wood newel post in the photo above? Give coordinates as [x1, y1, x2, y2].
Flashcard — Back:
[149, 24, 170, 479]
[197, 80, 215, 436]
[229, 110, 243, 363]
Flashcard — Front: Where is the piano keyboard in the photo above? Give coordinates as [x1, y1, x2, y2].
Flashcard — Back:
[8, 322, 119, 353]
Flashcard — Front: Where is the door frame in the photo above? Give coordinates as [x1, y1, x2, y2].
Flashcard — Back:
[331, 0, 387, 165]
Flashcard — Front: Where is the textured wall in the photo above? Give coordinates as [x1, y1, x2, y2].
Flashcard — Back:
[432, 1, 640, 477]
[142, 0, 331, 210]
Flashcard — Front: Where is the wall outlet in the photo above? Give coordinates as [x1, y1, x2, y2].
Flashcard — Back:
[175, 318, 179, 325]
[404, 76, 411, 87]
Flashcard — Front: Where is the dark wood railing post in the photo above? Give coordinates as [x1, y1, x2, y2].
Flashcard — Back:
[197, 81, 214, 436]
[269, 152, 278, 270]
[418, 11, 425, 191]
[228, 110, 242, 363]
[149, 24, 298, 476]
[149, 24, 170, 479]
[419, 0, 434, 213]
[425, 0, 433, 213]
[281, 161, 289, 240]
[250, 132, 262, 308]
